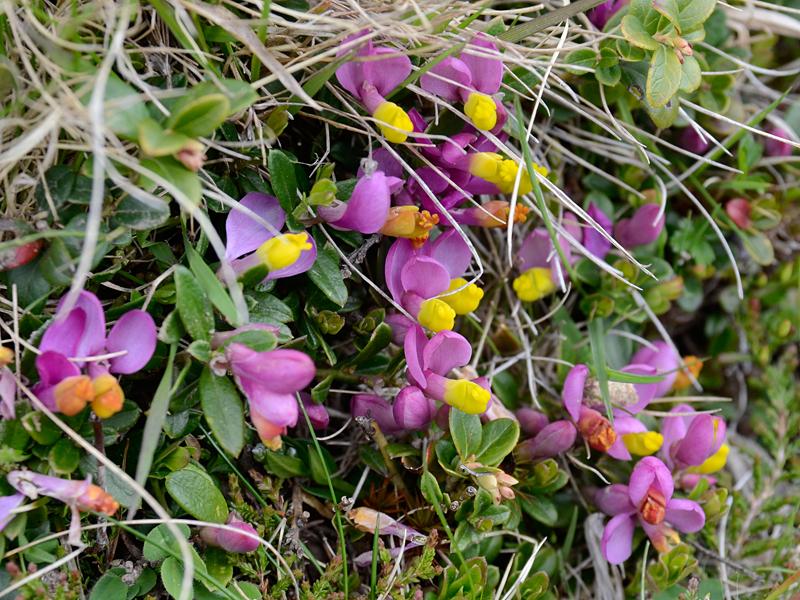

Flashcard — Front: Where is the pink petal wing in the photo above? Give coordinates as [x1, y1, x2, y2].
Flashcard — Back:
[601, 513, 636, 564]
[107, 310, 157, 374]
[665, 498, 706, 533]
[422, 330, 472, 375]
[225, 193, 285, 261]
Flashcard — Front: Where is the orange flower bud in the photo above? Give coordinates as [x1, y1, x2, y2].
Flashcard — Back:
[54, 375, 94, 416]
[577, 408, 617, 452]
[78, 484, 120, 515]
[639, 489, 667, 525]
[673, 356, 703, 391]
[380, 206, 439, 248]
[90, 374, 124, 419]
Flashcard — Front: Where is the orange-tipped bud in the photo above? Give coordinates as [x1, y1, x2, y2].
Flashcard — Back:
[0, 347, 13, 367]
[54, 375, 94, 416]
[577, 408, 617, 452]
[91, 374, 124, 419]
[78, 484, 120, 515]
[673, 356, 702, 391]
[379, 206, 439, 248]
[470, 201, 530, 228]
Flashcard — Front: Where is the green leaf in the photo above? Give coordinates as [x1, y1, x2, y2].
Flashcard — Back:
[102, 76, 150, 140]
[677, 0, 716, 33]
[166, 93, 231, 138]
[160, 553, 208, 600]
[607, 368, 665, 384]
[308, 247, 346, 307]
[141, 157, 202, 206]
[646, 45, 682, 108]
[737, 133, 764, 174]
[420, 471, 444, 505]
[185, 243, 239, 326]
[191, 79, 258, 115]
[134, 345, 176, 504]
[165, 466, 228, 523]
[738, 230, 774, 266]
[474, 419, 519, 468]
[646, 98, 680, 129]
[204, 548, 233, 590]
[588, 318, 613, 422]
[596, 64, 621, 87]
[268, 149, 299, 217]
[138, 118, 193, 157]
[48, 439, 80, 474]
[621, 15, 659, 50]
[143, 523, 191, 562]
[347, 322, 392, 367]
[199, 369, 245, 458]
[217, 329, 277, 352]
[678, 55, 701, 93]
[90, 573, 127, 600]
[449, 408, 482, 460]
[519, 495, 558, 526]
[175, 266, 214, 342]
[564, 49, 596, 74]
[113, 193, 170, 230]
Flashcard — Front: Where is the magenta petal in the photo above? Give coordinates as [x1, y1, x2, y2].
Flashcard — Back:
[385, 313, 414, 345]
[764, 126, 793, 157]
[461, 33, 503, 95]
[352, 394, 401, 435]
[335, 33, 372, 98]
[0, 493, 24, 531]
[420, 56, 472, 102]
[422, 330, 472, 375]
[595, 484, 634, 516]
[630, 341, 679, 397]
[225, 193, 285, 261]
[362, 47, 412, 96]
[0, 367, 16, 420]
[665, 498, 705, 533]
[107, 310, 156, 374]
[615, 204, 664, 249]
[393, 386, 433, 430]
[35, 351, 81, 387]
[659, 404, 694, 465]
[628, 457, 674, 507]
[403, 325, 428, 388]
[517, 229, 555, 272]
[400, 256, 451, 299]
[56, 291, 107, 358]
[385, 239, 418, 302]
[247, 388, 299, 428]
[39, 307, 87, 358]
[562, 364, 588, 422]
[228, 345, 315, 395]
[601, 513, 636, 564]
[584, 203, 613, 259]
[425, 230, 473, 279]
[330, 172, 393, 234]
[266, 235, 317, 280]
[620, 364, 659, 414]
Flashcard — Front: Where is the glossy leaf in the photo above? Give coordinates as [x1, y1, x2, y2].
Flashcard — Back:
[474, 419, 519, 468]
[175, 266, 214, 342]
[199, 369, 245, 458]
[449, 408, 482, 460]
[647, 45, 682, 108]
[165, 466, 228, 523]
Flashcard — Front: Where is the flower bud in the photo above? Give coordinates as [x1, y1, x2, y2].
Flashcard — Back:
[77, 484, 120, 515]
[393, 386, 433, 430]
[516, 420, 577, 461]
[725, 198, 751, 229]
[202, 513, 260, 553]
[303, 397, 329, 429]
[764, 126, 793, 157]
[457, 200, 530, 228]
[351, 394, 401, 435]
[577, 407, 617, 452]
[678, 127, 710, 154]
[672, 355, 702, 391]
[175, 140, 205, 172]
[54, 375, 94, 416]
[0, 347, 13, 368]
[516, 408, 549, 437]
[91, 374, 125, 419]
[372, 102, 414, 144]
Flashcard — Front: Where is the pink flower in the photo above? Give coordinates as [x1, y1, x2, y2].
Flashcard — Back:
[34, 291, 156, 418]
[318, 169, 403, 234]
[401, 325, 490, 416]
[351, 394, 403, 435]
[225, 193, 317, 280]
[764, 126, 794, 157]
[597, 457, 705, 563]
[516, 420, 577, 461]
[587, 0, 628, 29]
[628, 341, 680, 399]
[660, 405, 728, 473]
[223, 343, 315, 450]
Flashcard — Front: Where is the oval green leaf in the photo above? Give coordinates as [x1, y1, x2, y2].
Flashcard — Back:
[199, 368, 245, 458]
[174, 266, 214, 342]
[165, 466, 228, 523]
